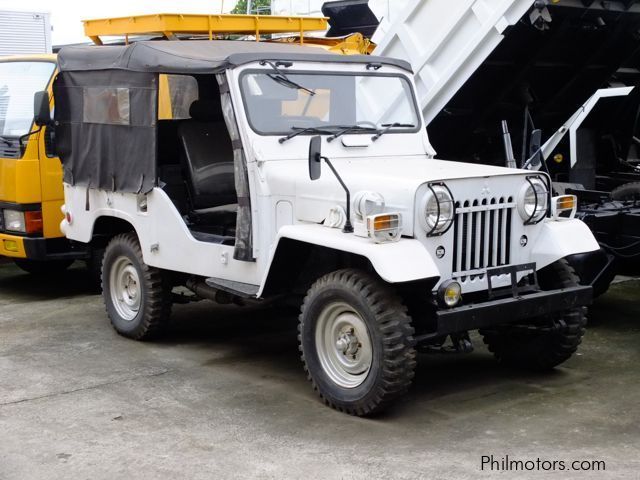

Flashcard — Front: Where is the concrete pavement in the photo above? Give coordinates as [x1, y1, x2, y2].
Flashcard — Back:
[0, 262, 639, 479]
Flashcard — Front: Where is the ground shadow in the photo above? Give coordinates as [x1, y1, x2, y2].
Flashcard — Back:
[0, 262, 99, 301]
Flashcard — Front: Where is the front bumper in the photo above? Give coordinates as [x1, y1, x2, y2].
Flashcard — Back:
[0, 233, 86, 261]
[0, 233, 27, 258]
[421, 285, 592, 340]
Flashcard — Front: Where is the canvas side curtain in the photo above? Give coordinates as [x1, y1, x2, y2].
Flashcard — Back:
[53, 70, 158, 194]
[217, 73, 254, 262]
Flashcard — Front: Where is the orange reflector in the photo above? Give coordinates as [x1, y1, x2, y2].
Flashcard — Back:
[557, 196, 575, 210]
[25, 211, 43, 234]
[553, 153, 564, 164]
[372, 215, 395, 231]
[3, 240, 18, 252]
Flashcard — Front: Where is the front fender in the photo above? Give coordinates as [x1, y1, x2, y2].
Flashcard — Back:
[531, 219, 600, 270]
[261, 224, 439, 290]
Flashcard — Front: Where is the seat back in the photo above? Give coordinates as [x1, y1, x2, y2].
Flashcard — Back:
[178, 99, 237, 210]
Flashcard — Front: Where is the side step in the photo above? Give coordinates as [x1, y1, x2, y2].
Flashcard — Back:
[205, 277, 260, 298]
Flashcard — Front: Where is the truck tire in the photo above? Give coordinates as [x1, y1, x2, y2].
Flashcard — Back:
[481, 259, 587, 371]
[611, 182, 640, 201]
[14, 259, 73, 275]
[102, 233, 172, 340]
[298, 269, 416, 416]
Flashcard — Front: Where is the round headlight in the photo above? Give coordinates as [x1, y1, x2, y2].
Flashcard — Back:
[421, 184, 454, 235]
[518, 177, 548, 223]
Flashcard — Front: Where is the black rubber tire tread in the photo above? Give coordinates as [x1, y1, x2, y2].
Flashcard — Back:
[102, 233, 172, 341]
[298, 268, 416, 416]
[85, 248, 105, 289]
[611, 182, 640, 201]
[14, 259, 73, 275]
[481, 259, 587, 371]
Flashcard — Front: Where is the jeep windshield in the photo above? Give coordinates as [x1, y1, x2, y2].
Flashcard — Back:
[0, 61, 56, 138]
[240, 71, 420, 136]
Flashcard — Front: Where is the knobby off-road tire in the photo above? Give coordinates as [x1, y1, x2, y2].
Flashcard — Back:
[14, 259, 73, 275]
[102, 233, 172, 340]
[611, 182, 640, 201]
[481, 259, 587, 371]
[85, 248, 105, 289]
[298, 269, 416, 416]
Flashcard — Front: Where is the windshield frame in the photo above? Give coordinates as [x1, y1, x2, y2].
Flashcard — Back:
[0, 59, 57, 140]
[238, 68, 423, 138]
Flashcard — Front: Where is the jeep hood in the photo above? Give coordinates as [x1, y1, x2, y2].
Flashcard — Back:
[279, 155, 531, 229]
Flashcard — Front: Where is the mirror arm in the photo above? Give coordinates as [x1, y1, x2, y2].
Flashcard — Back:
[18, 126, 43, 146]
[322, 156, 354, 233]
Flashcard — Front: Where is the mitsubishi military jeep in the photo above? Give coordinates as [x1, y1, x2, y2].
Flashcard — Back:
[38, 40, 596, 416]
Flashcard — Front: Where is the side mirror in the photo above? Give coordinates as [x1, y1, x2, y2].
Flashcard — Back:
[34, 90, 51, 127]
[528, 129, 543, 168]
[308, 135, 322, 181]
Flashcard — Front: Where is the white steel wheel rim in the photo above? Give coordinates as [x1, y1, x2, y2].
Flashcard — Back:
[110, 256, 142, 322]
[315, 301, 373, 389]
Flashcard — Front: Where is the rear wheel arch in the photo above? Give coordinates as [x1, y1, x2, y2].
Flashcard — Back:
[90, 216, 137, 249]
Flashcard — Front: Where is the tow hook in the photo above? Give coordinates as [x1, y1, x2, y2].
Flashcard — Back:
[451, 333, 474, 353]
[419, 332, 474, 354]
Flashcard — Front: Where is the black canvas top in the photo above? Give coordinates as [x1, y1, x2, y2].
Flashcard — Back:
[57, 40, 412, 74]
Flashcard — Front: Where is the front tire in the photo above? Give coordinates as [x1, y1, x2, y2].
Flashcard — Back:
[299, 269, 416, 416]
[481, 259, 587, 371]
[102, 233, 172, 340]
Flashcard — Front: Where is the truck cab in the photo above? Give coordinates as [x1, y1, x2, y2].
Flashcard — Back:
[48, 39, 597, 416]
[0, 55, 80, 273]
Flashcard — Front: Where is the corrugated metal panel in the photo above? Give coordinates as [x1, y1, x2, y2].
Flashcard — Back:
[0, 10, 52, 56]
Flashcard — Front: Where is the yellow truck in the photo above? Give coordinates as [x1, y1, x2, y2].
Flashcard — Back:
[0, 54, 82, 274]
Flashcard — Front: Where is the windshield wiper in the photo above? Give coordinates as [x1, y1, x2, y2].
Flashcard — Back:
[278, 126, 338, 144]
[260, 60, 315, 96]
[327, 125, 379, 143]
[0, 136, 13, 146]
[371, 123, 416, 142]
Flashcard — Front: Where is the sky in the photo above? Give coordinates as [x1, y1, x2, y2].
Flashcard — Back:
[0, 0, 242, 46]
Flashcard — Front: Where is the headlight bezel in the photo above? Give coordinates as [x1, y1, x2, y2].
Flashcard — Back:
[421, 182, 455, 237]
[517, 175, 550, 225]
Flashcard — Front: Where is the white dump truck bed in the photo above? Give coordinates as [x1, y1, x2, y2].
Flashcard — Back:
[372, 0, 536, 125]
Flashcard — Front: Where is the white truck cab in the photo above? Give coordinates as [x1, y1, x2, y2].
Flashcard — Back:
[41, 40, 596, 416]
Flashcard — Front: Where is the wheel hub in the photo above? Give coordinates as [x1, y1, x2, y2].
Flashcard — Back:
[315, 302, 373, 389]
[336, 328, 361, 357]
[109, 256, 142, 321]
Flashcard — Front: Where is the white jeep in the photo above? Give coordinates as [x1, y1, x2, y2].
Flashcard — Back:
[41, 40, 597, 416]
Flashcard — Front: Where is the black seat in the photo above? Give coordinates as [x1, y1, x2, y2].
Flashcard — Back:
[178, 99, 237, 211]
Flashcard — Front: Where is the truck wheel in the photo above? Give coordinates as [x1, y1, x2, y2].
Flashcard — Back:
[102, 233, 172, 340]
[611, 182, 640, 201]
[298, 269, 416, 416]
[14, 259, 73, 275]
[481, 259, 587, 371]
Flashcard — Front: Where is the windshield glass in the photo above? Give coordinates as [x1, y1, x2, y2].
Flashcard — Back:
[240, 71, 420, 135]
[0, 61, 55, 137]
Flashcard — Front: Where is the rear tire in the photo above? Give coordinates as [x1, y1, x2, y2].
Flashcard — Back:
[481, 259, 587, 371]
[14, 259, 73, 275]
[611, 182, 640, 201]
[299, 269, 416, 416]
[102, 233, 172, 340]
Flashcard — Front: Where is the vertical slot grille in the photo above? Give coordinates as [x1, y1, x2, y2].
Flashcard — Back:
[452, 196, 513, 279]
